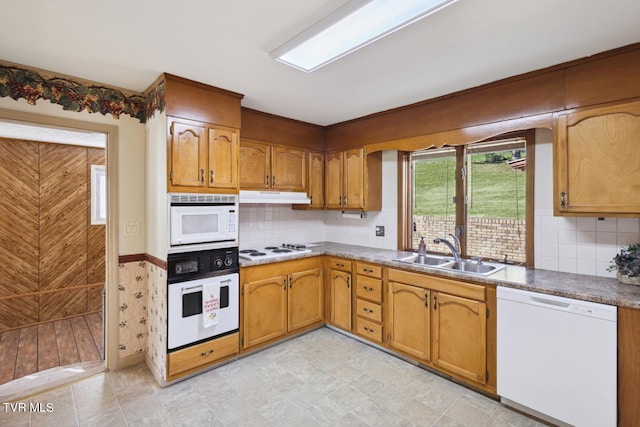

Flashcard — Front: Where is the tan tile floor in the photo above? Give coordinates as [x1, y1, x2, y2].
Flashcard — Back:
[0, 328, 546, 426]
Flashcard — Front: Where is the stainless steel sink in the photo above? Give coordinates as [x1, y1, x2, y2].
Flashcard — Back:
[440, 261, 501, 275]
[394, 255, 505, 276]
[395, 255, 450, 266]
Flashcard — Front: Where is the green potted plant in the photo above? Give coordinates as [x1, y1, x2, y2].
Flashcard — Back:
[608, 244, 640, 285]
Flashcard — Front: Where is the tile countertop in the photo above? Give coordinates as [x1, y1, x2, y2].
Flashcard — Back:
[239, 241, 640, 309]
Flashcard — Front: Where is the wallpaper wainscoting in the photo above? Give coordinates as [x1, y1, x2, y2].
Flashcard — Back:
[117, 261, 148, 358]
[146, 263, 167, 381]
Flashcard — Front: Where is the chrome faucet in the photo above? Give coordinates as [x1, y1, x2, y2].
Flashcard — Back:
[433, 234, 462, 261]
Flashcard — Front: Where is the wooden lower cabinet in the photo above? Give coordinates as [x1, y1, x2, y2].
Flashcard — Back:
[327, 258, 353, 331]
[241, 257, 324, 351]
[432, 292, 487, 385]
[167, 332, 239, 381]
[388, 282, 430, 361]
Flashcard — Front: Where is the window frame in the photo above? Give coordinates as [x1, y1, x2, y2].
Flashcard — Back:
[398, 130, 535, 267]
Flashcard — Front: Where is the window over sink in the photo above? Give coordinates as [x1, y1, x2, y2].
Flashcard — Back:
[404, 131, 534, 266]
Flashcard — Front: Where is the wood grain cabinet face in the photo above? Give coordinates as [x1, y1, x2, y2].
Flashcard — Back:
[169, 120, 239, 192]
[242, 258, 324, 351]
[324, 149, 381, 211]
[388, 282, 430, 361]
[554, 99, 640, 215]
[239, 140, 307, 191]
[307, 151, 324, 208]
[329, 268, 352, 331]
[432, 292, 487, 384]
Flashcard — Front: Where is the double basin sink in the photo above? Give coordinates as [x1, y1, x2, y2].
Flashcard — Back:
[394, 254, 506, 276]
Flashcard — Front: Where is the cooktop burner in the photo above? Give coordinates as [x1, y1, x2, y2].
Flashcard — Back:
[239, 244, 312, 260]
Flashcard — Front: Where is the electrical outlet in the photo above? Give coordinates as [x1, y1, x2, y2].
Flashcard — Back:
[375, 225, 385, 237]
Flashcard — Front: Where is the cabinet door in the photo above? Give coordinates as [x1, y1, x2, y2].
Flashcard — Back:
[271, 146, 306, 191]
[239, 140, 270, 189]
[325, 152, 343, 209]
[344, 148, 364, 209]
[170, 122, 207, 188]
[308, 151, 324, 208]
[208, 127, 238, 189]
[243, 275, 287, 349]
[389, 282, 430, 361]
[288, 268, 323, 331]
[555, 100, 640, 215]
[329, 269, 352, 331]
[432, 292, 486, 384]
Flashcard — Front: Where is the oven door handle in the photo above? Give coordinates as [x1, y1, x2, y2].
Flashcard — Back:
[181, 279, 232, 295]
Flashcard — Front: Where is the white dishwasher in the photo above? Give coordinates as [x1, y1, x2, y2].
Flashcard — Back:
[497, 287, 617, 427]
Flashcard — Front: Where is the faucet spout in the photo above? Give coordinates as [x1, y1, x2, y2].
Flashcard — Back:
[433, 236, 462, 261]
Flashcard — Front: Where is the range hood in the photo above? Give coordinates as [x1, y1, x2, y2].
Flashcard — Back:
[239, 190, 311, 204]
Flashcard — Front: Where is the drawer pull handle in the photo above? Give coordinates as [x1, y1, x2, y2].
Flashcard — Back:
[364, 268, 373, 273]
[363, 307, 374, 313]
[200, 349, 215, 357]
[364, 286, 374, 292]
[364, 326, 374, 333]
[560, 191, 566, 208]
[337, 263, 345, 268]
[200, 169, 205, 183]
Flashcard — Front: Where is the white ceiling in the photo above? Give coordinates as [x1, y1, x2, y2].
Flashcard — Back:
[2, 0, 640, 126]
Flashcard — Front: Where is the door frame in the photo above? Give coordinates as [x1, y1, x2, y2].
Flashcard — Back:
[0, 107, 119, 371]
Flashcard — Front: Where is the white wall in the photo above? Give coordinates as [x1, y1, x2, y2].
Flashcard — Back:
[0, 97, 146, 255]
[238, 150, 398, 250]
[534, 128, 640, 277]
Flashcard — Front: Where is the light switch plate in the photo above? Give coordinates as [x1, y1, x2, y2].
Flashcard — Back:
[124, 222, 139, 236]
[376, 225, 385, 237]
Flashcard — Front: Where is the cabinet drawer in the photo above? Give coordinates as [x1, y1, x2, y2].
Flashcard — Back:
[356, 276, 382, 303]
[357, 317, 383, 343]
[356, 299, 382, 323]
[167, 333, 238, 377]
[329, 258, 352, 272]
[356, 263, 382, 278]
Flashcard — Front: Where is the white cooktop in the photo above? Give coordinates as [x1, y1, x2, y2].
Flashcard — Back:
[239, 244, 313, 260]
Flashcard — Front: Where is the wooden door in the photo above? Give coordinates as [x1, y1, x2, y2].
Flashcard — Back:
[208, 127, 238, 190]
[555, 100, 640, 215]
[344, 148, 364, 210]
[432, 292, 487, 384]
[308, 151, 324, 208]
[329, 269, 352, 331]
[388, 282, 430, 361]
[170, 122, 207, 189]
[271, 146, 306, 191]
[288, 268, 323, 331]
[239, 140, 270, 189]
[243, 275, 287, 349]
[325, 152, 343, 209]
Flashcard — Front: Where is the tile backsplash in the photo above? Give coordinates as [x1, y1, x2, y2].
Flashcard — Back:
[535, 212, 640, 277]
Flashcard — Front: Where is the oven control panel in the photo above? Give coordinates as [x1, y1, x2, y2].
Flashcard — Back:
[168, 247, 238, 283]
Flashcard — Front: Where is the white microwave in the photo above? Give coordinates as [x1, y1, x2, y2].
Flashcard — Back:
[168, 193, 238, 253]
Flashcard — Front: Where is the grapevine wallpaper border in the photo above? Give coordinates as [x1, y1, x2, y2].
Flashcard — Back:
[0, 62, 165, 123]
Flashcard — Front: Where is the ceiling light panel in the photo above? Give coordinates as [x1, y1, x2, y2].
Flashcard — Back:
[271, 0, 458, 72]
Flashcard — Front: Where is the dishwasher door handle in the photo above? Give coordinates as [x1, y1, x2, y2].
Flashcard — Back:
[530, 296, 571, 308]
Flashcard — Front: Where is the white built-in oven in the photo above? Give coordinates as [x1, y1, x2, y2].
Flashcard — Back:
[168, 193, 238, 254]
[167, 248, 239, 352]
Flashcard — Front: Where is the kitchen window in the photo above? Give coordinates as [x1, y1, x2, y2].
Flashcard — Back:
[404, 131, 534, 266]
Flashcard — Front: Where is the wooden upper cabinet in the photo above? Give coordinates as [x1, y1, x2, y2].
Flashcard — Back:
[554, 99, 640, 215]
[324, 149, 382, 211]
[271, 146, 306, 191]
[239, 139, 307, 191]
[307, 151, 324, 208]
[239, 140, 270, 189]
[208, 127, 238, 189]
[325, 152, 343, 209]
[169, 120, 239, 193]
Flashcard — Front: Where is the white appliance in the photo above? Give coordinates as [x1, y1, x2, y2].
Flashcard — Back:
[167, 248, 239, 351]
[168, 193, 238, 253]
[497, 286, 617, 427]
[239, 190, 310, 204]
[239, 244, 312, 260]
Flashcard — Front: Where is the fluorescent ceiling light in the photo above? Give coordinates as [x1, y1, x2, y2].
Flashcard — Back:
[271, 0, 458, 73]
